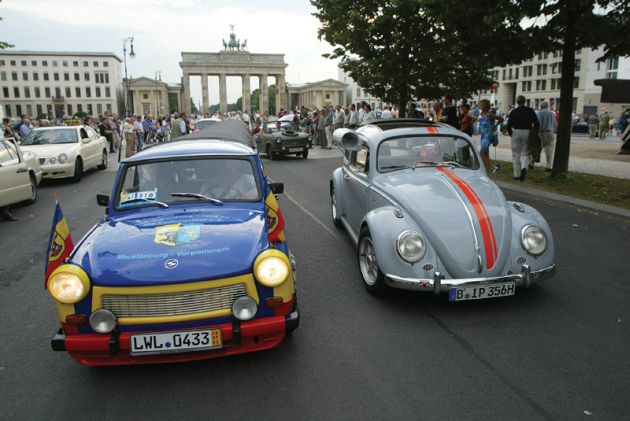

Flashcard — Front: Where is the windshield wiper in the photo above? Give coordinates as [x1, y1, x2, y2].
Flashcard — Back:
[120, 198, 169, 208]
[380, 165, 410, 171]
[171, 192, 223, 206]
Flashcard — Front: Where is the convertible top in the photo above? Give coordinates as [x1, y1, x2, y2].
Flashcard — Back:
[179, 119, 255, 149]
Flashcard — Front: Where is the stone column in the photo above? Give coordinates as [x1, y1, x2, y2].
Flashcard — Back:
[260, 74, 268, 116]
[276, 73, 286, 115]
[201, 74, 209, 113]
[182, 72, 191, 114]
[219, 73, 227, 114]
[242, 74, 251, 113]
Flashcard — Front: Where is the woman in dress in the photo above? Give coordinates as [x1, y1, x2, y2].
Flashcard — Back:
[477, 99, 503, 170]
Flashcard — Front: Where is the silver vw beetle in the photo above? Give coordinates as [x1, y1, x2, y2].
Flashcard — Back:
[330, 119, 556, 300]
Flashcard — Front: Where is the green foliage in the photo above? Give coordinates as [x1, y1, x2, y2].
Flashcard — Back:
[73, 111, 87, 119]
[168, 93, 178, 113]
[0, 15, 14, 50]
[190, 98, 198, 114]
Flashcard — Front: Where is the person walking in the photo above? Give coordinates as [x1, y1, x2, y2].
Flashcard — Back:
[587, 113, 599, 138]
[123, 118, 136, 157]
[318, 107, 328, 149]
[348, 104, 359, 129]
[363, 104, 375, 124]
[477, 99, 503, 170]
[599, 111, 610, 140]
[134, 116, 145, 151]
[171, 113, 184, 139]
[506, 95, 540, 181]
[458, 103, 476, 136]
[99, 116, 114, 153]
[441, 97, 459, 129]
[324, 106, 334, 148]
[536, 101, 557, 172]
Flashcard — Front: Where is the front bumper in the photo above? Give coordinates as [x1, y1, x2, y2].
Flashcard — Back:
[51, 311, 299, 366]
[385, 264, 556, 294]
[41, 163, 74, 179]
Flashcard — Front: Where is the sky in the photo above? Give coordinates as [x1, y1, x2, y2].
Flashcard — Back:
[0, 0, 341, 106]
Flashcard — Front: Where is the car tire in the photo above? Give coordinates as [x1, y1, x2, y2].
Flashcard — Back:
[330, 186, 343, 229]
[72, 158, 83, 182]
[266, 144, 275, 160]
[97, 150, 108, 170]
[301, 148, 309, 159]
[25, 173, 38, 204]
[358, 226, 389, 297]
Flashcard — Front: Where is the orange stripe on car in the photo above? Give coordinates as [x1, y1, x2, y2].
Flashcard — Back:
[427, 127, 439, 134]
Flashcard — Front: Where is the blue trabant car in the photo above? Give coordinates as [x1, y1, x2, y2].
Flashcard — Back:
[48, 121, 299, 365]
[330, 119, 556, 300]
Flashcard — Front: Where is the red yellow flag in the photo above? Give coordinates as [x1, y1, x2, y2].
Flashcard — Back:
[44, 201, 74, 287]
[265, 191, 285, 243]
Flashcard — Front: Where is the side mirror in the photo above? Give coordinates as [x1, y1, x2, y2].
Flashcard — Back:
[96, 194, 110, 207]
[270, 182, 284, 194]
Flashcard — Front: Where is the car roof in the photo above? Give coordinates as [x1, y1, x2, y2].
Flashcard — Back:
[356, 118, 469, 146]
[31, 125, 82, 131]
[124, 138, 255, 162]
[178, 119, 254, 147]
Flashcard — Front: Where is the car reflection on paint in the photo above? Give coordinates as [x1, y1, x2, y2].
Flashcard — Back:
[47, 120, 298, 366]
[330, 119, 556, 301]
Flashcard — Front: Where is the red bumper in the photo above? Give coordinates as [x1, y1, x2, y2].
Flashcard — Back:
[53, 312, 298, 366]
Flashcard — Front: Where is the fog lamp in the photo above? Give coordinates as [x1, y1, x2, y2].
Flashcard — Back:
[89, 309, 117, 333]
[232, 296, 257, 321]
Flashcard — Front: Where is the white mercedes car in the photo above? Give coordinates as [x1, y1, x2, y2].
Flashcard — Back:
[0, 137, 42, 207]
[20, 126, 109, 182]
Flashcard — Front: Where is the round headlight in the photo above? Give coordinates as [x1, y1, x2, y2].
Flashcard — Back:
[49, 156, 57, 164]
[396, 230, 426, 263]
[276, 138, 282, 144]
[521, 225, 547, 256]
[58, 153, 68, 164]
[254, 250, 290, 287]
[232, 296, 258, 321]
[48, 266, 90, 303]
[89, 309, 117, 333]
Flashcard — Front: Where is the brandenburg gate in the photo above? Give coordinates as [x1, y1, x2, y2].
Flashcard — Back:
[179, 30, 287, 115]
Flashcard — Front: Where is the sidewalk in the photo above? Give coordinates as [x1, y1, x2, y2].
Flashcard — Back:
[479, 133, 630, 179]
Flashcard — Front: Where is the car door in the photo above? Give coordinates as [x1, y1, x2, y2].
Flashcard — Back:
[342, 144, 370, 234]
[0, 140, 31, 207]
[88, 127, 105, 168]
[81, 127, 99, 169]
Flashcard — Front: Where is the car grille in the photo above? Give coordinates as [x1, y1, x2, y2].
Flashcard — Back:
[39, 157, 46, 165]
[101, 283, 247, 318]
[284, 142, 304, 148]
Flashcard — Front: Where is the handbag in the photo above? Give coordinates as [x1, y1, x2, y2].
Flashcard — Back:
[528, 128, 542, 163]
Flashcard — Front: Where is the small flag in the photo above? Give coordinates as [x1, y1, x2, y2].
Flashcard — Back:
[265, 192, 285, 243]
[45, 200, 74, 287]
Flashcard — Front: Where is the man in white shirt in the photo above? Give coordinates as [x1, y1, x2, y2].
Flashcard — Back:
[334, 105, 345, 130]
[381, 106, 392, 119]
[348, 104, 359, 129]
[536, 101, 557, 172]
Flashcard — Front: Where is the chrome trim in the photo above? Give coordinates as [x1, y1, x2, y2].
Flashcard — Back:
[369, 185, 401, 208]
[385, 264, 556, 292]
[340, 215, 359, 245]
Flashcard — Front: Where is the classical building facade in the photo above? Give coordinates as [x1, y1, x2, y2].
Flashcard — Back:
[0, 50, 123, 119]
[338, 68, 385, 110]
[179, 48, 287, 116]
[287, 79, 348, 110]
[128, 77, 182, 117]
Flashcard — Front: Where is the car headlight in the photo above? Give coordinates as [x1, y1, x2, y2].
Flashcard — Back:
[49, 156, 57, 164]
[254, 249, 290, 287]
[396, 230, 426, 263]
[89, 309, 117, 333]
[57, 153, 68, 164]
[521, 225, 547, 256]
[47, 265, 90, 304]
[232, 296, 258, 321]
[276, 138, 282, 144]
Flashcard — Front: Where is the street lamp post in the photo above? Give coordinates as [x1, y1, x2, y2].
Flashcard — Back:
[121, 36, 135, 163]
[155, 70, 161, 117]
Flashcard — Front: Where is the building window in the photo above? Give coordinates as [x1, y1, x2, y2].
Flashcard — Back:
[83, 61, 88, 67]
[87, 104, 93, 114]
[326, 93, 330, 100]
[96, 87, 101, 98]
[0, 71, 5, 81]
[2, 87, 8, 98]
[575, 59, 581, 72]
[42, 60, 48, 66]
[45, 87, 51, 97]
[55, 87, 61, 98]
[64, 72, 70, 81]
[62, 60, 68, 67]
[84, 72, 90, 81]
[97, 104, 103, 114]
[73, 61, 79, 67]
[515, 68, 519, 79]
[22, 71, 28, 81]
[502, 69, 506, 80]
[5, 105, 11, 117]
[74, 72, 80, 81]
[606, 57, 619, 79]
[35, 87, 40, 98]
[67, 104, 73, 116]
[52, 60, 58, 67]
[77, 104, 83, 113]
[31, 60, 37, 66]
[551, 79, 556, 90]
[43, 72, 49, 81]
[75, 87, 81, 98]
[106, 103, 112, 112]
[16, 105, 22, 116]
[11, 71, 17, 81]
[541, 80, 546, 90]
[536, 80, 541, 90]
[24, 87, 30, 98]
[33, 72, 39, 81]
[0, 60, 4, 66]
[527, 81, 532, 91]
[36, 104, 43, 116]
[105, 87, 111, 97]
[65, 87, 71, 98]
[508, 68, 513, 79]
[143, 93, 149, 100]
[93, 61, 98, 67]
[574, 77, 580, 88]
[21, 60, 27, 66]
[54, 72, 59, 81]
[103, 61, 108, 67]
[86, 87, 91, 98]
[10, 60, 16, 65]
[542, 64, 547, 75]
[13, 87, 20, 98]
[26, 104, 32, 116]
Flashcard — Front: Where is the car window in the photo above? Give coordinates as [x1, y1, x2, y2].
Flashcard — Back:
[87, 127, 100, 140]
[21, 128, 79, 145]
[0, 142, 18, 165]
[351, 146, 369, 173]
[3, 139, 19, 160]
[116, 157, 261, 209]
[377, 136, 479, 172]
[196, 120, 218, 130]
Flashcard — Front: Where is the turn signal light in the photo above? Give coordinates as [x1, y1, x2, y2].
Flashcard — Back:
[65, 314, 87, 325]
[264, 297, 284, 308]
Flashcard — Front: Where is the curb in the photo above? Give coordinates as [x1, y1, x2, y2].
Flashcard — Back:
[496, 180, 630, 219]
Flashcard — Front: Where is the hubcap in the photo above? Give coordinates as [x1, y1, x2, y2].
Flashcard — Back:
[331, 193, 337, 219]
[359, 237, 378, 286]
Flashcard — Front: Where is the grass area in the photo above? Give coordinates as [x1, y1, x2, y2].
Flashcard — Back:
[491, 160, 630, 210]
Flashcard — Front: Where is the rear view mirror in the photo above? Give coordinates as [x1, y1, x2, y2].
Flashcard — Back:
[96, 194, 110, 207]
[270, 182, 284, 194]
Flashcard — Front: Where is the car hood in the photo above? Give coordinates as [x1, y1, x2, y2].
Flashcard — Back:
[373, 167, 511, 278]
[20, 143, 77, 158]
[71, 207, 268, 286]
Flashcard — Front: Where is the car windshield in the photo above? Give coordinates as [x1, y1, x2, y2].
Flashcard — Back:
[196, 120, 219, 130]
[21, 128, 78, 145]
[377, 135, 479, 172]
[116, 157, 261, 209]
[265, 121, 292, 133]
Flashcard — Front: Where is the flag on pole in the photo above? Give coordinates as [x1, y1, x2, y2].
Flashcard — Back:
[265, 191, 286, 243]
[44, 200, 74, 287]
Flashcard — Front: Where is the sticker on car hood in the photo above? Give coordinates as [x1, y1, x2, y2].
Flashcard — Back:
[154, 224, 201, 246]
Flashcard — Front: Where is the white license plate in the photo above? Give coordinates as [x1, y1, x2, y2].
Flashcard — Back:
[449, 282, 515, 301]
[130, 328, 222, 355]
[288, 147, 303, 152]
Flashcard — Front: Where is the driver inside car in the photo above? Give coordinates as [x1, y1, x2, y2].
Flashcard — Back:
[200, 160, 259, 200]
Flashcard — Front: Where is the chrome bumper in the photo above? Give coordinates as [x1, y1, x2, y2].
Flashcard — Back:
[385, 264, 556, 294]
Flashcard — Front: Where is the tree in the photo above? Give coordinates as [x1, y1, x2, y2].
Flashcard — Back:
[508, 0, 630, 177]
[190, 98, 198, 114]
[0, 14, 14, 50]
[312, 0, 530, 112]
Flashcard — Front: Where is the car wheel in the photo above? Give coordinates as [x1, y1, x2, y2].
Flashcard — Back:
[25, 173, 37, 204]
[301, 148, 309, 159]
[266, 144, 275, 160]
[97, 150, 108, 170]
[330, 186, 343, 229]
[358, 226, 389, 296]
[72, 158, 83, 182]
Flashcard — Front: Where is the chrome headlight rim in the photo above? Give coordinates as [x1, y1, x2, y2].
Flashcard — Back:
[47, 265, 90, 304]
[232, 296, 258, 321]
[57, 153, 68, 164]
[520, 224, 548, 256]
[254, 249, 291, 287]
[89, 309, 117, 333]
[396, 230, 426, 263]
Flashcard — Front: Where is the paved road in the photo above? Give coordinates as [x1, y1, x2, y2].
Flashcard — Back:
[1, 151, 629, 420]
